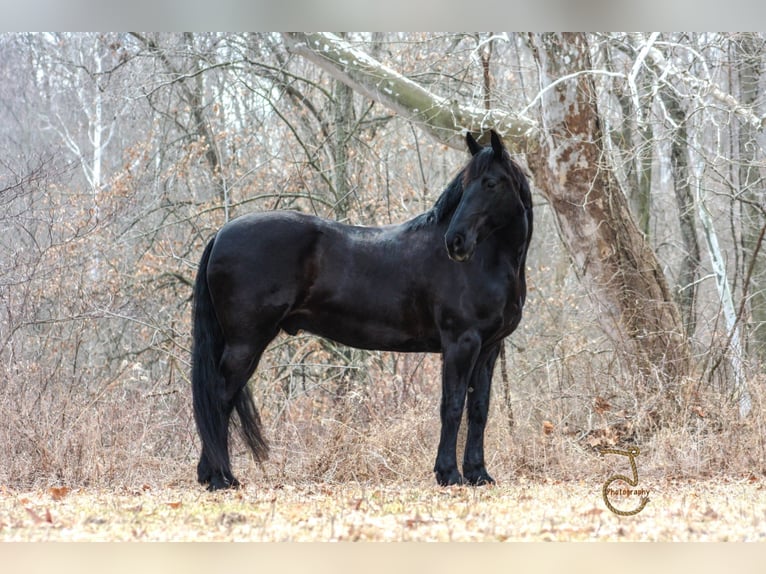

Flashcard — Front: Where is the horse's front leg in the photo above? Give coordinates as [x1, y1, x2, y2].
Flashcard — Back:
[434, 330, 482, 486]
[463, 345, 500, 485]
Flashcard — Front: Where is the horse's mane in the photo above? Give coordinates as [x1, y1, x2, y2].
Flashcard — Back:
[431, 168, 467, 224]
[402, 167, 465, 231]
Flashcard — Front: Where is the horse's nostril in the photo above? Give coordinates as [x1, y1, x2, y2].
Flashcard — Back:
[445, 231, 471, 262]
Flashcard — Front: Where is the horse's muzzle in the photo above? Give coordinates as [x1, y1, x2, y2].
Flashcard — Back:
[445, 231, 475, 262]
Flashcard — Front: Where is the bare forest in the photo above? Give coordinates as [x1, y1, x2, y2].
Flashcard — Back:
[1, 32, 765, 493]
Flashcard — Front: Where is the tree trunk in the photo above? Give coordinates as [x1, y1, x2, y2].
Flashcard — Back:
[690, 135, 752, 416]
[525, 33, 690, 387]
[332, 72, 354, 220]
[662, 89, 701, 338]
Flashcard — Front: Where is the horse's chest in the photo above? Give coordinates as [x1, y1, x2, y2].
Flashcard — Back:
[470, 271, 523, 333]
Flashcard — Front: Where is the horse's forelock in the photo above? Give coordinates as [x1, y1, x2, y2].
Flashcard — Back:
[462, 145, 517, 184]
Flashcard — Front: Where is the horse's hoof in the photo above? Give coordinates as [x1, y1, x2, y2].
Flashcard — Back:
[205, 474, 241, 492]
[435, 469, 465, 486]
[463, 464, 495, 486]
[464, 470, 495, 486]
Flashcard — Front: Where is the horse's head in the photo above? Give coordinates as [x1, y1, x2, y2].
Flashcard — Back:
[445, 130, 530, 262]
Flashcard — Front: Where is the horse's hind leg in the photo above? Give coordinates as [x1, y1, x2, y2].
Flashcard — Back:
[197, 424, 236, 490]
[201, 332, 275, 491]
[197, 343, 251, 490]
[463, 346, 499, 485]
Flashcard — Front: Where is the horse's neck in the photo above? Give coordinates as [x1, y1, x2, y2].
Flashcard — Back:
[432, 175, 464, 223]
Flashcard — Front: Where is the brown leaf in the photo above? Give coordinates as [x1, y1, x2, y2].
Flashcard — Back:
[581, 507, 603, 517]
[405, 514, 432, 529]
[542, 421, 554, 435]
[49, 486, 70, 501]
[594, 396, 611, 415]
[692, 406, 706, 418]
[166, 501, 182, 509]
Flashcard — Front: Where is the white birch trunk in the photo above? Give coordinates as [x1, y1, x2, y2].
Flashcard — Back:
[690, 137, 752, 417]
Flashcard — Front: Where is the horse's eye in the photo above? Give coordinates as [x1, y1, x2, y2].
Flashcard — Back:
[485, 178, 497, 189]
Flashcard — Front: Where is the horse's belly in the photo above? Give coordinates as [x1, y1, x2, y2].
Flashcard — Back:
[280, 308, 441, 353]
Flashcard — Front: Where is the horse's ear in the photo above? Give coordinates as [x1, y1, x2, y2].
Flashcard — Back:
[490, 130, 505, 158]
[465, 131, 483, 156]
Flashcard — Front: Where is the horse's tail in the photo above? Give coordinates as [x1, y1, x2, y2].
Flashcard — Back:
[191, 237, 228, 476]
[191, 236, 268, 481]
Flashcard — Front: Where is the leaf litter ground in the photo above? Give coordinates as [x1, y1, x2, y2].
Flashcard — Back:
[1, 478, 765, 541]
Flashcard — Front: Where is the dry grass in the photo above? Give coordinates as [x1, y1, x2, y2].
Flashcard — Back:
[3, 370, 765, 541]
[2, 346, 765, 491]
[2, 478, 765, 541]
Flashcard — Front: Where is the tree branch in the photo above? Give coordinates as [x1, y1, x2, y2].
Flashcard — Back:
[645, 38, 766, 131]
[282, 32, 537, 151]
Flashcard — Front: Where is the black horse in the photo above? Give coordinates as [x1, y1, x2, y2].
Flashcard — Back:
[191, 130, 533, 490]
